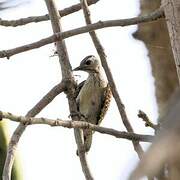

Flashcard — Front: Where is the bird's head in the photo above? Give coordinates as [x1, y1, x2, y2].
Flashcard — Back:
[73, 55, 101, 74]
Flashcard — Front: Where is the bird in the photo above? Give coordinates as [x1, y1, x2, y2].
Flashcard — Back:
[73, 55, 112, 153]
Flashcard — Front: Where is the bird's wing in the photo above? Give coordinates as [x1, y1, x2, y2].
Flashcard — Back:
[75, 80, 85, 98]
[75, 80, 85, 111]
[96, 84, 112, 125]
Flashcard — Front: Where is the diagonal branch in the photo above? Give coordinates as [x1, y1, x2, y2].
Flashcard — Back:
[80, 0, 143, 158]
[0, 0, 99, 27]
[0, 111, 154, 143]
[44, 0, 93, 179]
[26, 81, 65, 117]
[2, 82, 65, 180]
[0, 8, 164, 59]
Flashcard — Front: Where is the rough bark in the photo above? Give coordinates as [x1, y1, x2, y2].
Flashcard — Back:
[162, 0, 180, 83]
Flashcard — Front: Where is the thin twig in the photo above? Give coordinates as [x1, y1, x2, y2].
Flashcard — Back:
[80, 0, 144, 158]
[2, 82, 65, 180]
[44, 0, 93, 179]
[0, 0, 99, 27]
[138, 110, 159, 131]
[0, 8, 164, 59]
[0, 111, 154, 142]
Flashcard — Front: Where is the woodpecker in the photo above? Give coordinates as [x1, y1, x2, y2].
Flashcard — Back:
[73, 55, 112, 153]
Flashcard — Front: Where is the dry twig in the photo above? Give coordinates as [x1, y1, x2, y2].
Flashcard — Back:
[138, 110, 159, 131]
[0, 0, 99, 27]
[0, 8, 164, 59]
[0, 111, 154, 142]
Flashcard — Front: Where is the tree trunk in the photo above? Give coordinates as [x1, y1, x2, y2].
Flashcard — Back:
[133, 0, 178, 116]
[162, 0, 180, 83]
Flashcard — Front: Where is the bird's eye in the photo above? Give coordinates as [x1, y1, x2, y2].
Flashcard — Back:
[85, 60, 92, 65]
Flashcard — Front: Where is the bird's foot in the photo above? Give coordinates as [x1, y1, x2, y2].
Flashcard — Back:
[68, 112, 86, 120]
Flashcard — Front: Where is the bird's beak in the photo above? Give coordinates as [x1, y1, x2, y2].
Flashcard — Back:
[73, 66, 83, 71]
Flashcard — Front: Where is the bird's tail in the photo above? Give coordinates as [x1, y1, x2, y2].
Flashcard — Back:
[83, 129, 93, 152]
[75, 129, 93, 156]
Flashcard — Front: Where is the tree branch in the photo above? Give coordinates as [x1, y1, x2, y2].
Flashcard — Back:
[80, 0, 144, 158]
[44, 0, 93, 179]
[0, 8, 164, 59]
[26, 81, 65, 117]
[0, 0, 99, 27]
[138, 110, 159, 131]
[2, 82, 65, 180]
[0, 111, 154, 143]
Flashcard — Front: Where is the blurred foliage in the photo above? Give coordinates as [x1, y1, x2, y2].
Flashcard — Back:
[0, 121, 22, 180]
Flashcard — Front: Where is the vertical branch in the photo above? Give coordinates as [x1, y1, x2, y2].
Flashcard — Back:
[80, 0, 143, 158]
[44, 0, 93, 180]
[162, 0, 180, 84]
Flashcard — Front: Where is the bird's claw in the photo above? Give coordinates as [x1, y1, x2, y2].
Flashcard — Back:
[68, 112, 86, 120]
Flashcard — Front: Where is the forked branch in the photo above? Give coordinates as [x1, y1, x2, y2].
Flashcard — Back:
[2, 82, 65, 180]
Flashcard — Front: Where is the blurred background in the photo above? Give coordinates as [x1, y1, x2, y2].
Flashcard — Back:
[0, 0, 176, 179]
